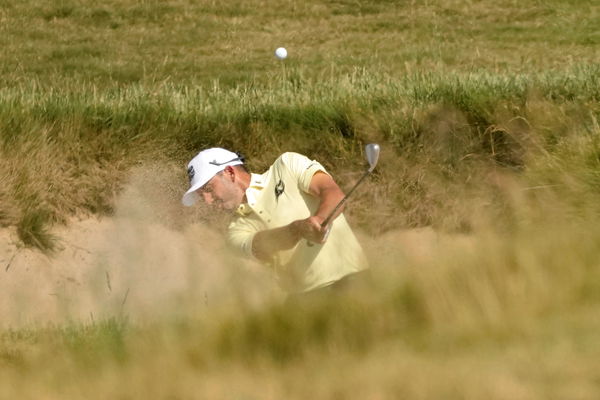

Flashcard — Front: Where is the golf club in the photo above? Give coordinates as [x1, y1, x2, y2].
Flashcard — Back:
[321, 143, 380, 228]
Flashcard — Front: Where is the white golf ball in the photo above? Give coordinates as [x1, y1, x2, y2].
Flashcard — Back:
[275, 47, 287, 59]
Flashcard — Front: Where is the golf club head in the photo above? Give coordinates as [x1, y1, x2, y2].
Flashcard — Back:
[365, 143, 380, 172]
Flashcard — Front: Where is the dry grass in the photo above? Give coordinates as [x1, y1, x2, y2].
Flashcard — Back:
[1, 67, 599, 246]
[1, 210, 599, 399]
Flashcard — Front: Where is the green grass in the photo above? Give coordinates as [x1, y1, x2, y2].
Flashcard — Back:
[1, 0, 598, 88]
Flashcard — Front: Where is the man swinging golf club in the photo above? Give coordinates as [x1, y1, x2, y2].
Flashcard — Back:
[182, 146, 379, 297]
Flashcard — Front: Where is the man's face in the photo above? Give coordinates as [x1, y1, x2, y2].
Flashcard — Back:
[196, 170, 244, 211]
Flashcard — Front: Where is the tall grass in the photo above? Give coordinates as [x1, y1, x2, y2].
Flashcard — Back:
[1, 212, 599, 399]
[1, 66, 599, 245]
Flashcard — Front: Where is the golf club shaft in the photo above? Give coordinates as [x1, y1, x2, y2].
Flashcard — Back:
[321, 170, 371, 227]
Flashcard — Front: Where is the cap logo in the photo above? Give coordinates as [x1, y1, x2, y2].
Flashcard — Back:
[209, 155, 244, 166]
[187, 165, 195, 182]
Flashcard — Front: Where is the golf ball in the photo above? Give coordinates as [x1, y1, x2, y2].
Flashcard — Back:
[275, 47, 287, 59]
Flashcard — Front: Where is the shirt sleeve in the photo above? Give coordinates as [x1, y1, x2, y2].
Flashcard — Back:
[280, 152, 329, 193]
[227, 218, 259, 261]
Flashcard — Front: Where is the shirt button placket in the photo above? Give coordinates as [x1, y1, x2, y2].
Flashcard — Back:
[256, 208, 271, 223]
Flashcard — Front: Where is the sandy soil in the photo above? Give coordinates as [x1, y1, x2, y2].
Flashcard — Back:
[0, 164, 275, 328]
[0, 164, 474, 328]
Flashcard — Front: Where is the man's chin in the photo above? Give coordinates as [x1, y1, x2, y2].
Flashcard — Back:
[220, 203, 237, 212]
[213, 199, 241, 212]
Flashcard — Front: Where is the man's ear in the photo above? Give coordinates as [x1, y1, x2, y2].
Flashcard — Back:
[223, 165, 236, 181]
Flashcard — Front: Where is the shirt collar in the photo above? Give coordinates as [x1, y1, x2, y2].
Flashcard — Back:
[236, 173, 265, 216]
[249, 173, 265, 189]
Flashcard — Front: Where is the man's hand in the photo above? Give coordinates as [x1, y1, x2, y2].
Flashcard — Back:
[252, 171, 344, 262]
[291, 216, 330, 244]
[252, 216, 332, 262]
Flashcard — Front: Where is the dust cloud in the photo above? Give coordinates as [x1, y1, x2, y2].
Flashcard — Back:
[0, 162, 474, 328]
[0, 162, 277, 328]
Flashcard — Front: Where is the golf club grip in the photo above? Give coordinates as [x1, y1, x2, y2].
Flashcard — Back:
[321, 171, 370, 228]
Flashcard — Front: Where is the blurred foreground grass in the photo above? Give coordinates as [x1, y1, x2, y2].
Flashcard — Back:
[2, 214, 599, 399]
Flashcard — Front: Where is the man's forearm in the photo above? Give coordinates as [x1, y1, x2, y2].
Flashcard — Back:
[252, 222, 301, 262]
[252, 174, 345, 262]
[313, 186, 345, 226]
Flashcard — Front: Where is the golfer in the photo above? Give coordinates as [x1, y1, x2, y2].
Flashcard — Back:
[182, 148, 369, 296]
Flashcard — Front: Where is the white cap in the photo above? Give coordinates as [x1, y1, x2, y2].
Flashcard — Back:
[182, 148, 244, 206]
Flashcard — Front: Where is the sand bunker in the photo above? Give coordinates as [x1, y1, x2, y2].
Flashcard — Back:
[0, 163, 473, 328]
[0, 164, 275, 328]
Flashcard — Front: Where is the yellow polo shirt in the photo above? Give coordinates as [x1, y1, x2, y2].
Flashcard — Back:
[227, 152, 369, 294]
